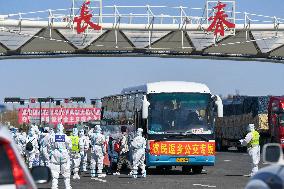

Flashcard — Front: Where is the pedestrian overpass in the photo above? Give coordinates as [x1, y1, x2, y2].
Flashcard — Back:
[1, 2, 284, 63]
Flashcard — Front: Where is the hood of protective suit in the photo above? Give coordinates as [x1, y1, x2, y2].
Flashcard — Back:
[94, 125, 101, 133]
[79, 129, 85, 137]
[57, 123, 64, 134]
[248, 124, 255, 132]
[43, 127, 49, 133]
[72, 128, 79, 136]
[28, 127, 35, 136]
[137, 128, 143, 137]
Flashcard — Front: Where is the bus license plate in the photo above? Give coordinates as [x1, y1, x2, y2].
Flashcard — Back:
[176, 158, 189, 163]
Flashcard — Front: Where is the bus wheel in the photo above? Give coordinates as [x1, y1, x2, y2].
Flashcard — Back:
[182, 166, 191, 174]
[156, 166, 171, 174]
[192, 166, 203, 174]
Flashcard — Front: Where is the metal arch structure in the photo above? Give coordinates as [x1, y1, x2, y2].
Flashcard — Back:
[1, 3, 284, 62]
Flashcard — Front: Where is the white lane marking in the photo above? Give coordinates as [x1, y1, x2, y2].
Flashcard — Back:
[224, 160, 231, 162]
[193, 184, 216, 188]
[91, 177, 107, 183]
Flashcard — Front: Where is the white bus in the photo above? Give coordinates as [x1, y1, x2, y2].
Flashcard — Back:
[101, 81, 223, 174]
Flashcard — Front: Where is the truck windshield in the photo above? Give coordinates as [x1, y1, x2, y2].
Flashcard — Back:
[148, 93, 213, 134]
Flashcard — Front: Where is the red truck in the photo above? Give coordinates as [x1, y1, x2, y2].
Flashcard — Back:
[268, 96, 284, 147]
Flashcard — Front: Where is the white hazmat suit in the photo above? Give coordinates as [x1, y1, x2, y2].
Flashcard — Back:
[49, 123, 72, 189]
[26, 127, 39, 168]
[240, 124, 260, 177]
[131, 128, 146, 178]
[39, 127, 50, 166]
[79, 128, 89, 172]
[90, 125, 106, 178]
[18, 131, 27, 157]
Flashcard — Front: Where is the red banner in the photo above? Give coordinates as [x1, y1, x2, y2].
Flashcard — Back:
[18, 108, 101, 125]
[149, 141, 215, 156]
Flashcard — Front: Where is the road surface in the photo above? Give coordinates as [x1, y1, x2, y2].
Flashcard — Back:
[38, 151, 262, 189]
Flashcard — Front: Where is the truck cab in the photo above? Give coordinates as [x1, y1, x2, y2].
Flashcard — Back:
[268, 96, 284, 147]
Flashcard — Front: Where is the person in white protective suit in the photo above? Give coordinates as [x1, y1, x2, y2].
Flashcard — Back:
[240, 124, 260, 177]
[13, 128, 23, 156]
[131, 128, 147, 178]
[88, 128, 95, 162]
[70, 127, 81, 179]
[90, 125, 106, 178]
[18, 130, 27, 157]
[11, 127, 19, 143]
[39, 127, 50, 166]
[79, 128, 89, 172]
[26, 126, 40, 168]
[49, 123, 72, 189]
[31, 124, 40, 136]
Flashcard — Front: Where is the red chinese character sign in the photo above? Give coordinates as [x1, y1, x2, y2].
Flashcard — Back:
[18, 107, 101, 125]
[149, 141, 216, 156]
[73, 1, 102, 34]
[207, 1, 235, 40]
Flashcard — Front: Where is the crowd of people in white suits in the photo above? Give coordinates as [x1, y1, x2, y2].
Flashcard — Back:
[9, 123, 147, 189]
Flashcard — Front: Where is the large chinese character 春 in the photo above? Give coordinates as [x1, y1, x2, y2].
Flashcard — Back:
[73, 1, 102, 34]
[207, 2, 235, 37]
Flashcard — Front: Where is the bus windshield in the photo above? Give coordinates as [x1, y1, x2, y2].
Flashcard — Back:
[148, 93, 213, 134]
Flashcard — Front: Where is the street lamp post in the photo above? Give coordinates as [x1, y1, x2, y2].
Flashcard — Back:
[39, 101, 42, 125]
[49, 97, 52, 127]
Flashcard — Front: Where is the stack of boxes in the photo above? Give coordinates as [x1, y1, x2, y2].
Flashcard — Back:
[216, 96, 269, 140]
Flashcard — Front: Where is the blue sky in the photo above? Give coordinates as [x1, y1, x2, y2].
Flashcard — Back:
[1, 0, 284, 102]
[1, 0, 284, 18]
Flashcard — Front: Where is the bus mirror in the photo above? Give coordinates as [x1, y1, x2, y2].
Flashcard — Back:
[213, 95, 223, 118]
[263, 143, 282, 164]
[142, 95, 150, 119]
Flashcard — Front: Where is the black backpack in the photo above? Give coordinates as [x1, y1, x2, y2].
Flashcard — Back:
[26, 138, 35, 152]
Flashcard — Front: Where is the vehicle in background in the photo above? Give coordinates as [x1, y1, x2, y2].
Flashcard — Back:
[0, 125, 51, 189]
[245, 143, 284, 189]
[101, 81, 223, 174]
[0, 104, 6, 112]
[215, 96, 284, 152]
[268, 96, 284, 147]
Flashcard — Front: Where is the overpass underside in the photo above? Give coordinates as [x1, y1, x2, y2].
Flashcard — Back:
[1, 25, 284, 62]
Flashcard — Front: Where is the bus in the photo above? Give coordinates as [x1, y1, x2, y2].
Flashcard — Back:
[101, 81, 223, 174]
